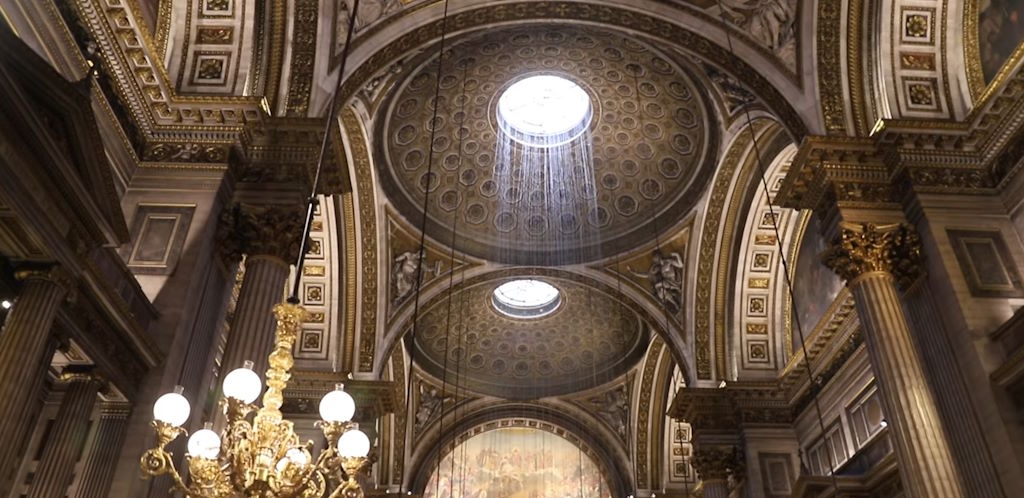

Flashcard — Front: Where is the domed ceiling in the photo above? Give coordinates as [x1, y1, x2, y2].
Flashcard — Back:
[408, 273, 649, 399]
[376, 24, 720, 264]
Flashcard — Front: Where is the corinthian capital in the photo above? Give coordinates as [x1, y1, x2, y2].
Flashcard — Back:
[691, 445, 744, 482]
[216, 203, 305, 264]
[822, 222, 923, 288]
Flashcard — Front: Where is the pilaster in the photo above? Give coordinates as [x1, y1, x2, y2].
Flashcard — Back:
[71, 403, 131, 498]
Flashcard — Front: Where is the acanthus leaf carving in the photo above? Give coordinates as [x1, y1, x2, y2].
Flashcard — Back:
[822, 222, 923, 289]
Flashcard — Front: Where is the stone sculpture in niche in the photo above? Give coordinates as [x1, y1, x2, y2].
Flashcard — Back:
[631, 251, 685, 313]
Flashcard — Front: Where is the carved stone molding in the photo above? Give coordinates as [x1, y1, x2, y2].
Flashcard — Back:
[691, 445, 744, 482]
[822, 222, 924, 289]
[669, 387, 739, 434]
[216, 203, 305, 263]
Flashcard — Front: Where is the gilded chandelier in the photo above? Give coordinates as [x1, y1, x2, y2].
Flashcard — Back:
[139, 302, 371, 498]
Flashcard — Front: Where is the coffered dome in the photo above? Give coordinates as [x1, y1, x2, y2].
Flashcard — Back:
[408, 272, 649, 399]
[376, 24, 719, 264]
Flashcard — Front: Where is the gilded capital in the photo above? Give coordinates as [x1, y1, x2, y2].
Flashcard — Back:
[690, 445, 744, 482]
[215, 203, 305, 264]
[822, 222, 923, 288]
[59, 366, 105, 389]
[14, 265, 74, 288]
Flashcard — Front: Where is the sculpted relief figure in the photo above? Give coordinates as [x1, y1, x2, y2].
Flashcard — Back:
[719, 0, 797, 66]
[631, 251, 685, 313]
[414, 385, 451, 433]
[392, 250, 441, 304]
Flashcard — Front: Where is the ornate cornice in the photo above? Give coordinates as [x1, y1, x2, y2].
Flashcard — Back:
[280, 371, 397, 419]
[822, 222, 924, 288]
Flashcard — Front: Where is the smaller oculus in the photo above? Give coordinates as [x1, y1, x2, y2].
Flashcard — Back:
[492, 279, 561, 318]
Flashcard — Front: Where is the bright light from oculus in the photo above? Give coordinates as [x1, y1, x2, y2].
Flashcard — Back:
[492, 279, 561, 319]
[497, 75, 591, 147]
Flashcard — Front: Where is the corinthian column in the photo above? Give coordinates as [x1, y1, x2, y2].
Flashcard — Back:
[71, 403, 130, 498]
[217, 204, 303, 375]
[0, 267, 72, 479]
[823, 222, 962, 498]
[27, 369, 103, 498]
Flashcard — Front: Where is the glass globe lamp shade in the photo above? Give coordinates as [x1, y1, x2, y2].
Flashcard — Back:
[276, 447, 310, 472]
[187, 428, 221, 459]
[319, 386, 355, 423]
[222, 361, 262, 403]
[338, 429, 371, 458]
[153, 388, 190, 427]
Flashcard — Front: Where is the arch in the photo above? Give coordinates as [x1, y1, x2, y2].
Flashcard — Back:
[375, 267, 688, 387]
[692, 117, 791, 381]
[328, 1, 813, 140]
[407, 403, 631, 497]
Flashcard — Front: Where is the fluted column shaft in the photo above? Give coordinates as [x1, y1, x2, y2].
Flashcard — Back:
[0, 270, 69, 477]
[27, 374, 102, 498]
[701, 480, 728, 498]
[824, 223, 962, 498]
[219, 255, 290, 376]
[71, 405, 129, 498]
[216, 204, 302, 376]
[848, 272, 961, 497]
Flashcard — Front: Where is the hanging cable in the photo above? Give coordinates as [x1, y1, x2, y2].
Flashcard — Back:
[436, 39, 471, 498]
[711, 1, 842, 490]
[404, 0, 452, 475]
[287, 0, 360, 302]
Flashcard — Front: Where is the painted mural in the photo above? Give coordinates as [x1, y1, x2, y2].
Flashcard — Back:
[791, 213, 843, 351]
[979, 0, 1024, 82]
[423, 427, 612, 498]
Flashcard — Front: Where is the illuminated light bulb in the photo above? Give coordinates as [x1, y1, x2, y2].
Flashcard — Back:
[338, 429, 371, 458]
[276, 448, 310, 472]
[223, 360, 262, 403]
[153, 386, 190, 427]
[319, 384, 355, 423]
[187, 425, 221, 459]
[1, 300, 11, 310]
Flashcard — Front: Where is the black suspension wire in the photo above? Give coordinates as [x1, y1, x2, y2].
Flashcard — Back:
[403, 3, 452, 484]
[711, 1, 841, 489]
[436, 42, 471, 498]
[288, 0, 360, 302]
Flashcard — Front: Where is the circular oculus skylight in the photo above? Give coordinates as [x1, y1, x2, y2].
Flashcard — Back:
[497, 75, 592, 147]
[492, 279, 561, 318]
